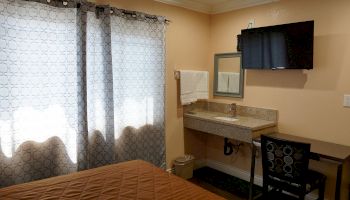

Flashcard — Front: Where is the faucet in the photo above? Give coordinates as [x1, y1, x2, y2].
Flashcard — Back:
[229, 103, 237, 117]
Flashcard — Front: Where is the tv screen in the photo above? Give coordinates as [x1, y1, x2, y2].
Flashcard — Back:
[240, 21, 314, 69]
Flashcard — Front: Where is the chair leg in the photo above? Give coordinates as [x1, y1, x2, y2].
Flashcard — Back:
[318, 180, 326, 200]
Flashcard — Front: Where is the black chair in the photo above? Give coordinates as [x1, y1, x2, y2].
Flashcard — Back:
[260, 135, 326, 200]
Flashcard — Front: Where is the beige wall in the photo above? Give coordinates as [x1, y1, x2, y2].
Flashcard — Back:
[96, 0, 350, 162]
[95, 0, 211, 168]
[207, 0, 350, 199]
[91, 0, 350, 198]
[210, 0, 350, 146]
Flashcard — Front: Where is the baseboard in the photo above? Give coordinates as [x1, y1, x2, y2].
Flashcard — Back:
[201, 159, 324, 200]
[205, 159, 263, 186]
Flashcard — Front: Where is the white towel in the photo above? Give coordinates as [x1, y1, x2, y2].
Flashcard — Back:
[227, 72, 240, 93]
[180, 70, 208, 105]
[217, 72, 229, 92]
[180, 71, 197, 105]
[195, 71, 209, 100]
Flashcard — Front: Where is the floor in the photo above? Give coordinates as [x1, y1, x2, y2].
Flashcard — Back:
[189, 167, 324, 200]
[189, 176, 245, 200]
[188, 167, 262, 200]
[189, 170, 308, 200]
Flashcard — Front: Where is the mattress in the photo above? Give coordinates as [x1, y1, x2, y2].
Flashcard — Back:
[0, 160, 224, 200]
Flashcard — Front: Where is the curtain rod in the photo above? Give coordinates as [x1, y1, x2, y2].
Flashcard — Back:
[77, 2, 171, 23]
[117, 9, 171, 23]
[24, 0, 170, 23]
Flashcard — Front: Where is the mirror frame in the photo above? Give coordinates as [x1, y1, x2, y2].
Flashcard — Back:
[213, 52, 244, 98]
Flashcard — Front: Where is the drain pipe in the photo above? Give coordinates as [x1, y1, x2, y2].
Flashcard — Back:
[224, 138, 242, 156]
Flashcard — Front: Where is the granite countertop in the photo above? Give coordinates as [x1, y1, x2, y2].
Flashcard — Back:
[184, 109, 277, 131]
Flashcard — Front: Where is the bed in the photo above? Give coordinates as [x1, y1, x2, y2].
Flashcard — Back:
[0, 160, 224, 200]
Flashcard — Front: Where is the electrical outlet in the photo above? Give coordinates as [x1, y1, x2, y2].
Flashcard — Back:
[344, 95, 350, 107]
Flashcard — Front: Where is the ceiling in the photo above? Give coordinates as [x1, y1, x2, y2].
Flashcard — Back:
[154, 0, 278, 14]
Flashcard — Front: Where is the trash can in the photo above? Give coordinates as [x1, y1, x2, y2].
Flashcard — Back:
[174, 155, 194, 179]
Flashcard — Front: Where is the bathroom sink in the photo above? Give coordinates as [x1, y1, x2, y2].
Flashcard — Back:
[213, 116, 239, 122]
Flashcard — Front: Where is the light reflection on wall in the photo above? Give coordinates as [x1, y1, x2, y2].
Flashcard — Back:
[0, 105, 77, 163]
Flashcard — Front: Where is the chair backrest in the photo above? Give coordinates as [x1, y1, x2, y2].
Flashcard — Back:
[261, 135, 311, 184]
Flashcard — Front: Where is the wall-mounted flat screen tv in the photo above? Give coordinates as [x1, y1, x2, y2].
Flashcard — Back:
[240, 21, 314, 70]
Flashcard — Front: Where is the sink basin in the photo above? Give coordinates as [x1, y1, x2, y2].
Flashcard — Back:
[214, 116, 239, 122]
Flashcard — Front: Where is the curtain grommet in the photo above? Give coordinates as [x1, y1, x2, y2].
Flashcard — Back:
[63, 1, 68, 6]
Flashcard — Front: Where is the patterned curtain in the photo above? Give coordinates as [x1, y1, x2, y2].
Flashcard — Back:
[0, 0, 78, 186]
[86, 6, 115, 169]
[110, 9, 166, 168]
[0, 0, 166, 187]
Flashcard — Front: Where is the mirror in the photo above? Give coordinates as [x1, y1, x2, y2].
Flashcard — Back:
[214, 52, 244, 98]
